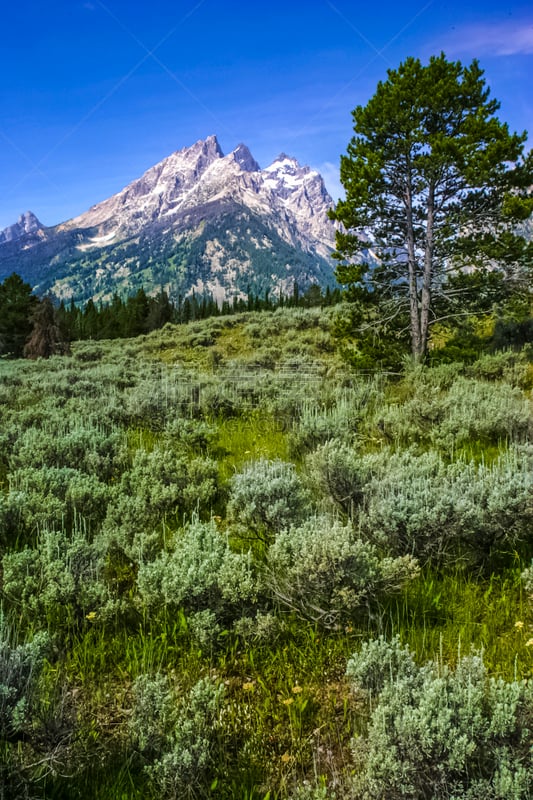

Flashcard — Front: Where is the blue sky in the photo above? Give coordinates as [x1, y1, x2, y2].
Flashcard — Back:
[1, 0, 532, 230]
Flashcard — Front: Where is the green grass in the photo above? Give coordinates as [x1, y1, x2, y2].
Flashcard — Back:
[53, 562, 533, 797]
[1, 309, 532, 799]
[384, 566, 533, 679]
[215, 413, 291, 481]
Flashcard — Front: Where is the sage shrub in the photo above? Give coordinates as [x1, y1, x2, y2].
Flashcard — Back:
[266, 517, 418, 628]
[227, 458, 311, 544]
[137, 518, 256, 629]
[347, 636, 533, 799]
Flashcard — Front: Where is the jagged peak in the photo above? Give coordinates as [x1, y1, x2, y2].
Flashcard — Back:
[20, 210, 41, 225]
[0, 210, 43, 244]
[201, 133, 224, 158]
[15, 210, 42, 231]
[230, 143, 260, 173]
[266, 153, 302, 170]
[177, 134, 224, 159]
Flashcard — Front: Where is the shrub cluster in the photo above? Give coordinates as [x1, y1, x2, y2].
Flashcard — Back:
[376, 374, 531, 452]
[0, 310, 531, 798]
[265, 517, 418, 628]
[227, 458, 312, 545]
[346, 636, 533, 799]
[137, 518, 256, 638]
[130, 674, 225, 799]
[308, 442, 533, 566]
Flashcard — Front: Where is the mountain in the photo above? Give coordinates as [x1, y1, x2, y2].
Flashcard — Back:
[0, 211, 44, 244]
[0, 136, 338, 304]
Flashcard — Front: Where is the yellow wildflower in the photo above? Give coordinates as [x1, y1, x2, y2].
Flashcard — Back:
[86, 611, 97, 621]
[514, 621, 524, 630]
[292, 685, 303, 694]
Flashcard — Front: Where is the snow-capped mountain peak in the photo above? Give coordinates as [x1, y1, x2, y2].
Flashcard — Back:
[0, 136, 338, 303]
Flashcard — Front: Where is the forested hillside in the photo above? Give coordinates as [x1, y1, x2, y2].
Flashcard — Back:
[1, 305, 532, 798]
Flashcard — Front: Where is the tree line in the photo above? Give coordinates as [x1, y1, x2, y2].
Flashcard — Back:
[0, 273, 70, 359]
[57, 282, 342, 341]
[0, 272, 342, 358]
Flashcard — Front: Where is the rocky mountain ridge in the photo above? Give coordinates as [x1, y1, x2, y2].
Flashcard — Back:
[0, 211, 44, 244]
[0, 136, 338, 303]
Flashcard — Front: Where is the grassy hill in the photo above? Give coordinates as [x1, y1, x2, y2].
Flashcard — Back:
[1, 305, 532, 798]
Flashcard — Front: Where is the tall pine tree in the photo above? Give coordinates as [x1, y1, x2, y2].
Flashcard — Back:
[331, 54, 533, 363]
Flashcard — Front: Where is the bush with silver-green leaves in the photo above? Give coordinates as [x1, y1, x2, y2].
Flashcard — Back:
[306, 441, 533, 565]
[265, 517, 419, 628]
[5, 466, 110, 538]
[137, 518, 256, 631]
[356, 445, 533, 565]
[346, 636, 533, 799]
[124, 446, 218, 515]
[99, 447, 219, 563]
[2, 525, 112, 626]
[305, 439, 367, 517]
[376, 375, 531, 452]
[289, 378, 382, 457]
[288, 395, 359, 457]
[0, 618, 50, 739]
[9, 422, 127, 480]
[227, 458, 311, 545]
[130, 674, 224, 799]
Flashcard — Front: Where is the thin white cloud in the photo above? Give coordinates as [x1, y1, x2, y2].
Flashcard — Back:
[443, 20, 533, 57]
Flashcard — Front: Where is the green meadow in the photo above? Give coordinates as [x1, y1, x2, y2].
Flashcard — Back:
[1, 305, 532, 798]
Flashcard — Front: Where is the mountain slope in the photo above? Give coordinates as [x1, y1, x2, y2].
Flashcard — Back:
[0, 136, 338, 303]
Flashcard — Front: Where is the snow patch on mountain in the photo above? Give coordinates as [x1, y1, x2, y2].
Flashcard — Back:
[0, 135, 339, 303]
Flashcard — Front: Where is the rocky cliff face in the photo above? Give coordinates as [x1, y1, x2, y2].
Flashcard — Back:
[0, 136, 338, 303]
[0, 211, 43, 244]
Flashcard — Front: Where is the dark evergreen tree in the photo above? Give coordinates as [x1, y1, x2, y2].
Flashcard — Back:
[182, 296, 192, 324]
[99, 294, 125, 339]
[303, 284, 323, 307]
[291, 281, 300, 308]
[24, 297, 70, 359]
[82, 299, 99, 339]
[0, 273, 37, 358]
[146, 290, 173, 332]
[124, 288, 150, 337]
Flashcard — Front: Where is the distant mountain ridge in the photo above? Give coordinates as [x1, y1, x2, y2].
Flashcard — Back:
[0, 136, 338, 303]
[0, 211, 44, 244]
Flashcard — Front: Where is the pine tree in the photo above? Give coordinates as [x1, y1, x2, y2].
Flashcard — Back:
[0, 273, 38, 358]
[146, 290, 174, 332]
[331, 54, 533, 362]
[24, 297, 70, 359]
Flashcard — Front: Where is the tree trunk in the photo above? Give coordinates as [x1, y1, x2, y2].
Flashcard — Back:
[404, 176, 422, 360]
[420, 182, 435, 359]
